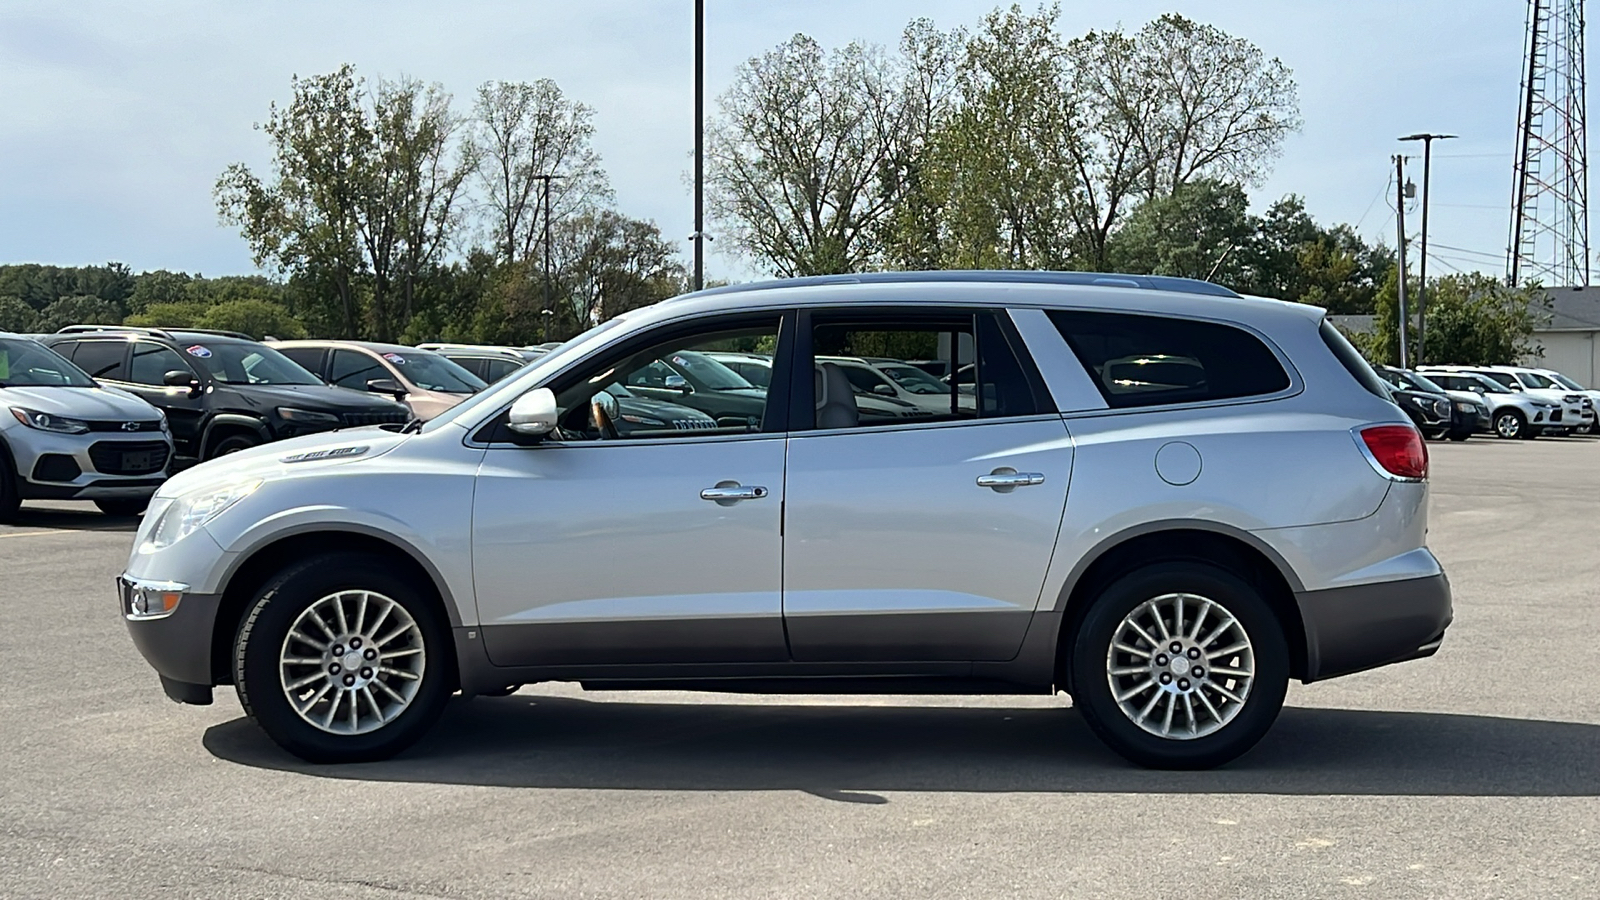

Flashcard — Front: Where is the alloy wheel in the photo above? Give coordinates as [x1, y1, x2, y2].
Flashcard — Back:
[1104, 592, 1255, 740]
[1495, 413, 1522, 439]
[278, 590, 427, 735]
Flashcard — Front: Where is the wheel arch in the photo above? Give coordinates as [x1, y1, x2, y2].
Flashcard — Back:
[1052, 522, 1308, 688]
[209, 526, 462, 686]
[199, 414, 271, 460]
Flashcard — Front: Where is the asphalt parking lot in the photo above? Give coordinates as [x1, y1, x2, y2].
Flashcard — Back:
[3, 438, 1599, 899]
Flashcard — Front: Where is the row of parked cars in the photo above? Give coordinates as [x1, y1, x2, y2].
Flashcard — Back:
[3, 320, 1597, 521]
[1372, 363, 1599, 441]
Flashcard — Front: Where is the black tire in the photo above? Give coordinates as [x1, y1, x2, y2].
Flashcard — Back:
[94, 497, 149, 517]
[1069, 562, 1289, 769]
[0, 449, 19, 523]
[208, 432, 259, 460]
[1493, 410, 1527, 440]
[1447, 431, 1470, 442]
[234, 552, 453, 763]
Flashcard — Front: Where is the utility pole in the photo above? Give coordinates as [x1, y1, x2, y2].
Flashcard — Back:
[1395, 154, 1411, 368]
[1400, 133, 1457, 363]
[535, 174, 557, 337]
[693, 0, 705, 291]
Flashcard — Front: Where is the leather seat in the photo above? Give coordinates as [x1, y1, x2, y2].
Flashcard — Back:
[815, 362, 859, 429]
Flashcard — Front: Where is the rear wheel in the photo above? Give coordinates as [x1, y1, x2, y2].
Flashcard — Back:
[234, 553, 453, 763]
[1069, 562, 1288, 769]
[1493, 410, 1527, 439]
[94, 497, 148, 517]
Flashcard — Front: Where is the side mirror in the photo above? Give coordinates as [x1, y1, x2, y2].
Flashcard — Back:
[590, 389, 620, 435]
[366, 378, 406, 399]
[663, 373, 690, 393]
[871, 383, 895, 397]
[507, 388, 558, 438]
[163, 369, 201, 397]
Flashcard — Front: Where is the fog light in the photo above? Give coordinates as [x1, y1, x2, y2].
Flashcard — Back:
[124, 578, 188, 620]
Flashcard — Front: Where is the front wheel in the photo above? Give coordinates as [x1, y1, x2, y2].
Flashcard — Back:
[234, 553, 453, 763]
[208, 432, 260, 459]
[1493, 410, 1527, 440]
[1069, 562, 1289, 769]
[94, 497, 149, 517]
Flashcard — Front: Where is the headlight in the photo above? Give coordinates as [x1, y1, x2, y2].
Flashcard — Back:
[619, 414, 666, 426]
[9, 407, 90, 434]
[1433, 399, 1452, 417]
[139, 480, 261, 553]
[277, 407, 342, 426]
[1455, 401, 1475, 412]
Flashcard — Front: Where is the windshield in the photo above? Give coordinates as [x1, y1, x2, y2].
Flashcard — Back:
[182, 340, 323, 385]
[382, 350, 485, 393]
[668, 350, 754, 391]
[1547, 371, 1586, 390]
[877, 362, 948, 395]
[0, 338, 96, 387]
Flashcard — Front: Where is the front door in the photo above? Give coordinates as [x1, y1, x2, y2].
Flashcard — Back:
[782, 310, 1073, 662]
[472, 314, 793, 667]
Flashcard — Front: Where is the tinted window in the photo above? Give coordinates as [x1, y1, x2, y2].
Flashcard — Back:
[276, 346, 326, 378]
[1476, 371, 1520, 391]
[68, 340, 127, 380]
[1520, 372, 1558, 389]
[1051, 311, 1290, 409]
[975, 312, 1045, 417]
[129, 342, 193, 386]
[482, 358, 521, 382]
[329, 349, 387, 391]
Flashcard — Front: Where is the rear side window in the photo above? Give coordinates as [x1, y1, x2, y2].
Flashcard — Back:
[276, 346, 326, 377]
[68, 340, 128, 380]
[1050, 311, 1290, 409]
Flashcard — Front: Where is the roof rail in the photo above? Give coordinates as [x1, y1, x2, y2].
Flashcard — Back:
[169, 327, 255, 340]
[54, 324, 173, 340]
[679, 270, 1242, 301]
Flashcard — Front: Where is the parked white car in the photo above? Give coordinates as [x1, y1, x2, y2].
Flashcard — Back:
[1420, 365, 1589, 436]
[116, 271, 1450, 770]
[1419, 370, 1556, 439]
[1520, 368, 1600, 435]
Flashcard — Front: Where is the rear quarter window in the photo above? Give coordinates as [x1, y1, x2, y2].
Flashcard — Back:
[1318, 319, 1390, 399]
[1049, 310, 1291, 409]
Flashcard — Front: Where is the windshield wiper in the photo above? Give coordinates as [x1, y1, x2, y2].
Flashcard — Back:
[400, 417, 424, 434]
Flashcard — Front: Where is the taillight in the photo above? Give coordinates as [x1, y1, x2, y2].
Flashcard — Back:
[1359, 424, 1428, 480]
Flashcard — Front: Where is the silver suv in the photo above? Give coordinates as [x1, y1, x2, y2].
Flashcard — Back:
[0, 334, 173, 518]
[116, 272, 1450, 770]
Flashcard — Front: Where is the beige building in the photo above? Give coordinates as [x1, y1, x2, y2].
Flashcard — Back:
[1528, 287, 1600, 386]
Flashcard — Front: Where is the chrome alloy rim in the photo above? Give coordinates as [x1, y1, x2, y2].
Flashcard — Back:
[1496, 413, 1521, 438]
[1105, 593, 1255, 740]
[279, 591, 426, 735]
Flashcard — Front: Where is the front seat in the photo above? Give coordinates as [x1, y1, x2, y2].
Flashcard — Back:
[815, 362, 859, 429]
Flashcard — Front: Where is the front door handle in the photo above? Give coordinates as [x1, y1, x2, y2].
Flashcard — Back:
[976, 468, 1045, 493]
[701, 481, 769, 505]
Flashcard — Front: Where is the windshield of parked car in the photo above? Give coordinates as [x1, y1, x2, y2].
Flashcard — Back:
[0, 337, 96, 388]
[876, 362, 949, 395]
[382, 351, 485, 393]
[1547, 371, 1586, 390]
[182, 339, 323, 385]
[665, 351, 754, 391]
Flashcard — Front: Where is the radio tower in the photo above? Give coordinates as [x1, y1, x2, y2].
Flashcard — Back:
[1509, 0, 1590, 287]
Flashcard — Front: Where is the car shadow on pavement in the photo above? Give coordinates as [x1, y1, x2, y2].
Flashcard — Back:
[202, 697, 1600, 798]
[7, 506, 140, 532]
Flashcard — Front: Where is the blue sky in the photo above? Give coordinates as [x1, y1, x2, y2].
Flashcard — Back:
[0, 1, 1539, 282]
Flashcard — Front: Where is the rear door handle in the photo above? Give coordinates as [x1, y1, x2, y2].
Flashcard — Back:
[976, 468, 1045, 492]
[701, 482, 769, 505]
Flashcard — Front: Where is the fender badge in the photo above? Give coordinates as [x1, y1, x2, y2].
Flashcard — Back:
[281, 445, 370, 464]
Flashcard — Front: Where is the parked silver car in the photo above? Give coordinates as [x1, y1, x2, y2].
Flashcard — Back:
[117, 271, 1450, 770]
[0, 334, 173, 517]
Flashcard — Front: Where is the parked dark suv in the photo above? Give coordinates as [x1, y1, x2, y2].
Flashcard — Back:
[40, 327, 410, 464]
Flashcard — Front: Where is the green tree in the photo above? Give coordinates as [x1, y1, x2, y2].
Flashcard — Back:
[1367, 272, 1548, 366]
[35, 295, 123, 333]
[559, 211, 687, 325]
[196, 299, 308, 340]
[0, 296, 38, 333]
[124, 302, 209, 329]
[1107, 180, 1255, 282]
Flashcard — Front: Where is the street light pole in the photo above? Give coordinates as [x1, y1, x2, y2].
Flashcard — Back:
[1399, 132, 1457, 364]
[693, 0, 705, 291]
[534, 173, 558, 337]
[1395, 153, 1411, 369]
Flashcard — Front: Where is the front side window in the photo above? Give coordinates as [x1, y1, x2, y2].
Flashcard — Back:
[275, 346, 326, 377]
[376, 350, 485, 394]
[0, 338, 96, 387]
[1475, 371, 1520, 391]
[329, 349, 387, 391]
[1519, 371, 1559, 389]
[550, 319, 781, 440]
[129, 342, 193, 386]
[1053, 311, 1291, 409]
[68, 340, 128, 380]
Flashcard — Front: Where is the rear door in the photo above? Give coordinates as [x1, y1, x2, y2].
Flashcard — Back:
[781, 308, 1072, 662]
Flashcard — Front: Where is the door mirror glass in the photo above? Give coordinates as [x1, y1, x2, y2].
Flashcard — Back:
[590, 389, 619, 434]
[663, 373, 690, 393]
[871, 383, 896, 397]
[507, 388, 559, 436]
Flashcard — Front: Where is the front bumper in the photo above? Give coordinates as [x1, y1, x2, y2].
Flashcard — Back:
[6, 427, 171, 499]
[118, 575, 222, 704]
[1296, 572, 1451, 682]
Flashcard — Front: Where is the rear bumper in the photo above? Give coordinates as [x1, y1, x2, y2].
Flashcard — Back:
[1296, 572, 1452, 682]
